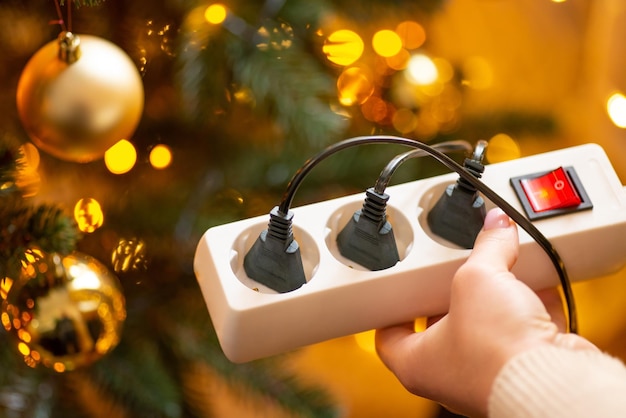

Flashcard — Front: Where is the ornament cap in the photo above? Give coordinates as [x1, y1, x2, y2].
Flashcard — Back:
[57, 31, 81, 63]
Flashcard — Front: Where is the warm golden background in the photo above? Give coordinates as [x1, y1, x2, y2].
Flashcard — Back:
[1, 0, 625, 417]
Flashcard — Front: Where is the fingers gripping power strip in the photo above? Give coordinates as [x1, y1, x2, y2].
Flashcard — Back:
[194, 143, 626, 363]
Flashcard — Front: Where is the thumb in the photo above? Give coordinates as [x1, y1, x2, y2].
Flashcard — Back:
[465, 208, 519, 273]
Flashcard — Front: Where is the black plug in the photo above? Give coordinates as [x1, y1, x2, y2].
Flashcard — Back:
[427, 141, 487, 249]
[243, 206, 307, 293]
[336, 187, 400, 270]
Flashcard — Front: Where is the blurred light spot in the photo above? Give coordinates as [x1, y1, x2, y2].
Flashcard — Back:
[1, 312, 10, 330]
[607, 92, 626, 128]
[323, 30, 364, 66]
[337, 66, 374, 106]
[205, 4, 227, 24]
[1, 278, 13, 300]
[105, 140, 137, 175]
[18, 342, 30, 356]
[430, 85, 462, 124]
[486, 133, 521, 163]
[256, 22, 294, 51]
[18, 329, 31, 343]
[372, 30, 403, 58]
[433, 58, 454, 83]
[406, 53, 438, 85]
[158, 24, 176, 57]
[74, 198, 104, 233]
[149, 144, 172, 169]
[461, 56, 493, 90]
[112, 238, 148, 273]
[386, 48, 410, 70]
[396, 21, 426, 50]
[233, 87, 255, 105]
[414, 111, 440, 140]
[392, 108, 418, 133]
[361, 96, 388, 122]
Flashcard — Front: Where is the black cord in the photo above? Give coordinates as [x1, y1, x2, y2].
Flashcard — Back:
[277, 135, 577, 334]
[373, 140, 473, 194]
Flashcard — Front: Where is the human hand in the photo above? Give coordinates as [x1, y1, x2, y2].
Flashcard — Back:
[376, 208, 597, 417]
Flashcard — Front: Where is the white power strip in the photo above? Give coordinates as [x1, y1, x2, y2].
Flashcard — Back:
[194, 143, 626, 363]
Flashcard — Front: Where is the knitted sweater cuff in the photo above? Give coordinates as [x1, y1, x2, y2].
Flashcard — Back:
[488, 345, 626, 418]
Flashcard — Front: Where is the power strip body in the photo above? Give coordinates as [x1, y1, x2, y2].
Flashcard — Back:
[194, 143, 626, 362]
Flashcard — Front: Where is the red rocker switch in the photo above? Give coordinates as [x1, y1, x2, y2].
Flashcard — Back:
[510, 166, 593, 220]
[520, 167, 581, 212]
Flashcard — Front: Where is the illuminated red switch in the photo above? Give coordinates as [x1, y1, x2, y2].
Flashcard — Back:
[519, 167, 582, 212]
[510, 166, 592, 220]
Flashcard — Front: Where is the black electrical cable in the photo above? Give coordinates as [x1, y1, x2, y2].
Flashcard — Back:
[277, 135, 578, 334]
[373, 140, 473, 194]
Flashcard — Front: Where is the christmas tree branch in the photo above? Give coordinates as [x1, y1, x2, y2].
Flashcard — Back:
[0, 138, 80, 282]
[152, 287, 340, 418]
[60, 0, 106, 7]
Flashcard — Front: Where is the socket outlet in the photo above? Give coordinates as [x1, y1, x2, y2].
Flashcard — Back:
[194, 143, 626, 362]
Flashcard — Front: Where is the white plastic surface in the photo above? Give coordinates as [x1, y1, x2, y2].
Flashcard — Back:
[194, 143, 626, 363]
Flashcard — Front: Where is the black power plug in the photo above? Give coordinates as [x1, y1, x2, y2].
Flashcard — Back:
[243, 207, 307, 293]
[336, 187, 400, 270]
[427, 141, 488, 249]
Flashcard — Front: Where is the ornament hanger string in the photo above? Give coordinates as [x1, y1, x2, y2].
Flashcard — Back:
[51, 0, 73, 32]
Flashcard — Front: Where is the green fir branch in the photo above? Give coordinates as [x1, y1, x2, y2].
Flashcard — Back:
[232, 40, 347, 149]
[153, 287, 340, 418]
[1, 137, 80, 282]
[83, 338, 183, 418]
[60, 0, 106, 7]
[0, 199, 81, 281]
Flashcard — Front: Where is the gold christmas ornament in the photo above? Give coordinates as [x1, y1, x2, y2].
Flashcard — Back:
[16, 32, 144, 163]
[1, 249, 126, 372]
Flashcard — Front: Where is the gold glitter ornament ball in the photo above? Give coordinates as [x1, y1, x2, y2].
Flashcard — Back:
[1, 250, 126, 372]
[16, 32, 144, 163]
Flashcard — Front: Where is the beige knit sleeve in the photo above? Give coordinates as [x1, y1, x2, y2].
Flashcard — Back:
[488, 345, 626, 418]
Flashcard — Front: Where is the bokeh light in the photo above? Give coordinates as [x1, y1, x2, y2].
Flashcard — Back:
[323, 30, 364, 66]
[149, 144, 173, 169]
[104, 140, 137, 175]
[392, 108, 417, 133]
[112, 238, 148, 273]
[372, 30, 403, 58]
[406, 53, 438, 85]
[433, 58, 454, 83]
[74, 198, 104, 233]
[607, 92, 626, 128]
[386, 48, 410, 71]
[486, 133, 521, 163]
[361, 96, 388, 123]
[204, 4, 227, 25]
[461, 56, 493, 90]
[337, 66, 374, 106]
[396, 21, 426, 50]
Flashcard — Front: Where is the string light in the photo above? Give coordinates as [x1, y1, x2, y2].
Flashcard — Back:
[372, 30, 403, 58]
[205, 4, 227, 25]
[74, 198, 104, 233]
[406, 53, 438, 85]
[607, 92, 626, 128]
[323, 30, 364, 66]
[149, 144, 173, 169]
[104, 139, 137, 174]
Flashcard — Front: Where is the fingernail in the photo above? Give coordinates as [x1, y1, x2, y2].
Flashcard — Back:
[484, 208, 511, 230]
